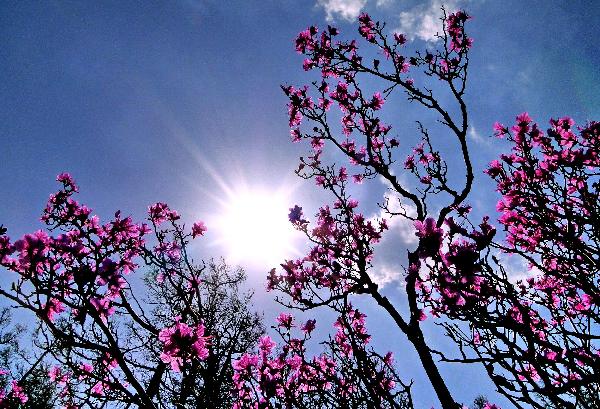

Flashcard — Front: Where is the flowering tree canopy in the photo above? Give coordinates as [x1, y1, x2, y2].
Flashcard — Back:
[0, 175, 263, 408]
[0, 7, 598, 409]
[233, 8, 599, 409]
[0, 307, 56, 408]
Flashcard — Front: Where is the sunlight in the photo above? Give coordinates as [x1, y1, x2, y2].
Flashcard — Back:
[212, 187, 301, 267]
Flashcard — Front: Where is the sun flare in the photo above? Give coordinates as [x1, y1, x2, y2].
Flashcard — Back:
[213, 187, 301, 267]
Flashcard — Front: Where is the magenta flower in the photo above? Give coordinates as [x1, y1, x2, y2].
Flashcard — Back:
[191, 221, 207, 238]
[148, 202, 180, 225]
[493, 121, 507, 137]
[257, 336, 276, 354]
[90, 297, 115, 323]
[9, 381, 27, 403]
[91, 380, 107, 396]
[295, 26, 317, 54]
[288, 205, 307, 226]
[358, 13, 376, 42]
[301, 319, 316, 334]
[56, 172, 78, 192]
[370, 92, 384, 110]
[43, 298, 66, 322]
[393, 32, 407, 45]
[276, 313, 294, 329]
[414, 218, 444, 258]
[159, 320, 210, 372]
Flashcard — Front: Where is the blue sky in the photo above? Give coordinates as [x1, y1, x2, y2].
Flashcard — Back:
[1, 0, 600, 407]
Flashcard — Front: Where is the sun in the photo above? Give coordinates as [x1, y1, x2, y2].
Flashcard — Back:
[212, 186, 301, 267]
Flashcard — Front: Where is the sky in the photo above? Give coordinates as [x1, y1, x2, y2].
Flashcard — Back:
[1, 0, 600, 407]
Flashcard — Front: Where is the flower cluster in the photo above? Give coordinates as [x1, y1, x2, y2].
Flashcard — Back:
[446, 10, 472, 51]
[268, 199, 388, 301]
[0, 380, 28, 407]
[233, 308, 404, 408]
[413, 115, 600, 405]
[0, 174, 152, 327]
[148, 202, 180, 225]
[269, 9, 483, 409]
[0, 173, 211, 406]
[415, 216, 496, 319]
[358, 13, 376, 42]
[159, 319, 210, 372]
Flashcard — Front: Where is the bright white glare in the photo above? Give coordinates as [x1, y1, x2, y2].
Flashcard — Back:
[213, 187, 301, 267]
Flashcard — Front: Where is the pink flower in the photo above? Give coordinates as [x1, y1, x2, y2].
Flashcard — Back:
[352, 174, 364, 184]
[288, 205, 307, 226]
[358, 13, 376, 42]
[90, 297, 115, 323]
[9, 381, 28, 403]
[276, 313, 294, 329]
[414, 218, 444, 258]
[485, 159, 503, 178]
[43, 298, 66, 322]
[370, 92, 384, 110]
[232, 353, 259, 371]
[516, 112, 532, 125]
[493, 122, 507, 137]
[518, 364, 541, 382]
[191, 221, 207, 238]
[48, 366, 62, 382]
[258, 336, 276, 354]
[545, 350, 558, 361]
[295, 26, 317, 54]
[301, 319, 316, 334]
[56, 173, 78, 192]
[159, 320, 210, 372]
[394, 32, 407, 45]
[91, 380, 106, 396]
[148, 202, 180, 225]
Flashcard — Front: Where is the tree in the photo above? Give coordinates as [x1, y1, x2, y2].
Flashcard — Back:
[233, 8, 598, 409]
[0, 307, 56, 408]
[0, 175, 264, 408]
[144, 259, 264, 408]
[436, 116, 600, 408]
[232, 303, 413, 409]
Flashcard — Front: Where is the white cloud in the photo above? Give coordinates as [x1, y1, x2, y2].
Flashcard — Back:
[382, 191, 419, 245]
[375, 0, 394, 7]
[364, 188, 419, 289]
[316, 0, 367, 22]
[493, 252, 541, 284]
[371, 264, 402, 287]
[396, 0, 462, 42]
[517, 67, 533, 86]
[373, 175, 419, 246]
[468, 124, 490, 146]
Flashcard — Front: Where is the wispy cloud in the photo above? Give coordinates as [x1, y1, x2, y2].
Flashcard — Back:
[316, 0, 367, 22]
[396, 0, 462, 42]
[493, 252, 541, 284]
[371, 264, 402, 287]
[380, 190, 419, 245]
[315, 0, 469, 40]
[468, 123, 491, 146]
[365, 186, 419, 288]
[375, 0, 394, 7]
